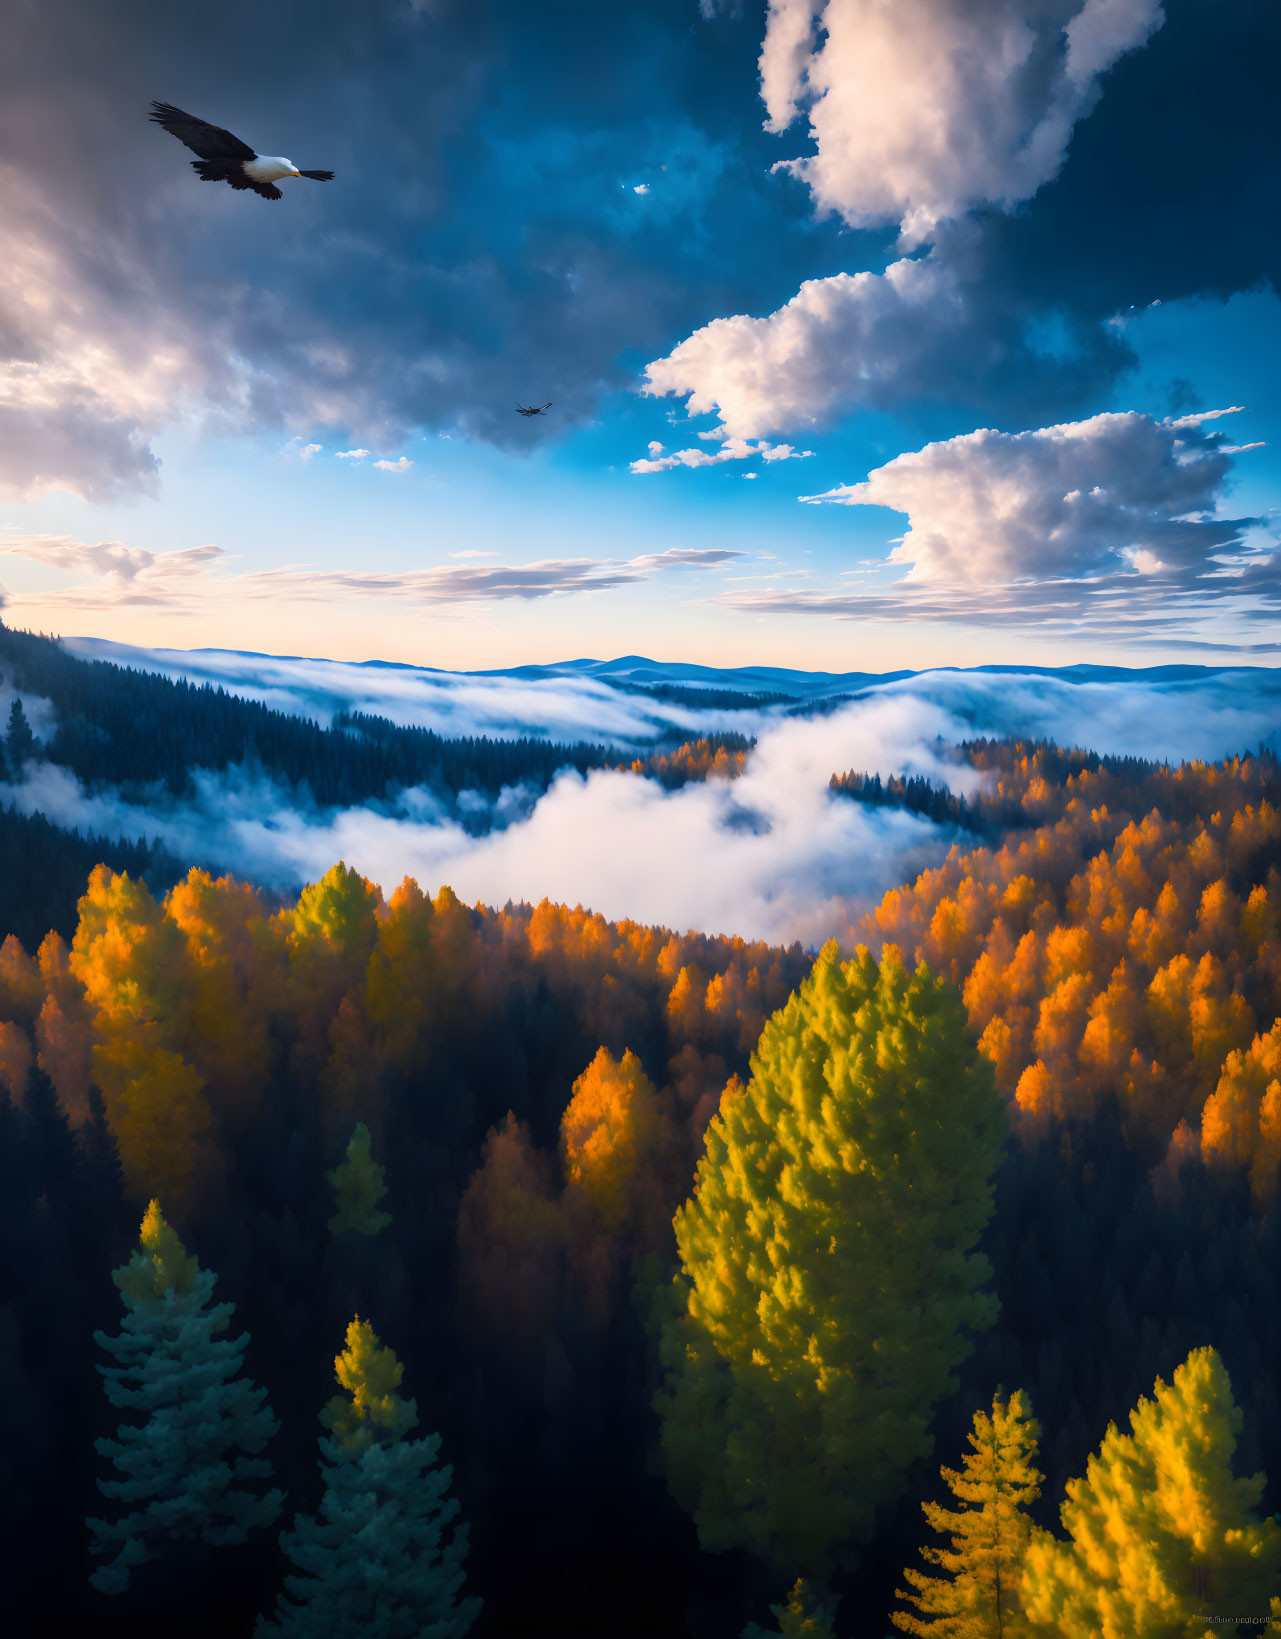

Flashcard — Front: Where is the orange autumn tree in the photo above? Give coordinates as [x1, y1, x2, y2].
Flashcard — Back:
[855, 749, 1281, 1188]
[1200, 1020, 1281, 1205]
[70, 866, 219, 1206]
[559, 1046, 677, 1245]
[163, 870, 278, 1131]
[363, 880, 473, 1078]
[455, 1113, 564, 1344]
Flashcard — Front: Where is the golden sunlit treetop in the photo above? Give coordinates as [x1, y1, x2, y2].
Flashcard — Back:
[114, 1199, 200, 1304]
[321, 1317, 419, 1457]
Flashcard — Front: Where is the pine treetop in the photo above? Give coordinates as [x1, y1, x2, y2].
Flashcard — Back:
[326, 1122, 392, 1237]
[89, 1202, 280, 1592]
[258, 1402, 480, 1639]
[1022, 1347, 1281, 1634]
[893, 1388, 1042, 1638]
[742, 1578, 838, 1638]
[114, 1199, 200, 1304]
[321, 1317, 419, 1457]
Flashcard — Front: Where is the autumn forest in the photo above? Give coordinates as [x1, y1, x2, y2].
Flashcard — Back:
[3, 633, 1281, 1636]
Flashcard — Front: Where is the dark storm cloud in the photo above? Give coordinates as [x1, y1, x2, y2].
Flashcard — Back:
[980, 0, 1281, 317]
[0, 0, 849, 499]
[6, 0, 1278, 504]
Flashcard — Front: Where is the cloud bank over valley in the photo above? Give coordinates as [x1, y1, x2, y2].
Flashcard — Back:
[4, 641, 1280, 946]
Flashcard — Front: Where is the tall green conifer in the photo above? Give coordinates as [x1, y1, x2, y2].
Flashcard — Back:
[6, 696, 37, 768]
[656, 943, 1006, 1572]
[894, 1389, 1042, 1637]
[326, 1122, 392, 1237]
[1020, 1347, 1281, 1637]
[257, 1317, 480, 1639]
[88, 1201, 281, 1593]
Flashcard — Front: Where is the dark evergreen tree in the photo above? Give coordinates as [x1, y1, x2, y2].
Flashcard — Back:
[742, 1579, 839, 1638]
[257, 1317, 480, 1639]
[23, 1062, 77, 1213]
[88, 1201, 281, 1593]
[72, 1083, 128, 1269]
[6, 694, 37, 768]
[0, 1087, 37, 1304]
[326, 1122, 392, 1238]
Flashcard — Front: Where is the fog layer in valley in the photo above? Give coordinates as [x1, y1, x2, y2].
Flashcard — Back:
[5, 643, 1280, 945]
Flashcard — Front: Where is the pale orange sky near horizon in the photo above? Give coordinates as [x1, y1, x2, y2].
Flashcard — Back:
[4, 590, 1271, 677]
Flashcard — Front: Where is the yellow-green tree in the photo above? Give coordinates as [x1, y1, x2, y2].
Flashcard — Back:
[656, 943, 1006, 1572]
[1021, 1347, 1281, 1637]
[894, 1390, 1042, 1638]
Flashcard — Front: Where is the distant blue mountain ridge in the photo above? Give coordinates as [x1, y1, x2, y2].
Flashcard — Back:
[54, 635, 1281, 765]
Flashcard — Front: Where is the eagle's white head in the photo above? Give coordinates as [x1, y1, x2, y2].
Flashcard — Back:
[245, 154, 303, 183]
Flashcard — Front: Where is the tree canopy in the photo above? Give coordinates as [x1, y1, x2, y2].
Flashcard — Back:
[657, 941, 1007, 1572]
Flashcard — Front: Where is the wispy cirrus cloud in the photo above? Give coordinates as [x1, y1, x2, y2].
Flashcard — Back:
[0, 535, 743, 616]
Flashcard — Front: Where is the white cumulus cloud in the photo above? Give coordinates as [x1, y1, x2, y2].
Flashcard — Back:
[631, 434, 815, 473]
[642, 250, 966, 439]
[801, 408, 1251, 585]
[373, 456, 414, 473]
[764, 0, 1165, 244]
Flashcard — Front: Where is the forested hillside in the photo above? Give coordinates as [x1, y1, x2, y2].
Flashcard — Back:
[0, 622, 755, 939]
[3, 637, 1281, 1634]
[0, 624, 621, 804]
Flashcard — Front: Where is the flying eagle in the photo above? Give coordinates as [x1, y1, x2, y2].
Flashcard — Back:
[149, 101, 334, 200]
[516, 403, 552, 417]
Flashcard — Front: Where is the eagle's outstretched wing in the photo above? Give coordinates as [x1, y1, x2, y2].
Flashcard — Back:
[149, 101, 255, 161]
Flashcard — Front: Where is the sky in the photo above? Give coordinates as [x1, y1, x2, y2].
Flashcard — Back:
[1, 0, 1279, 672]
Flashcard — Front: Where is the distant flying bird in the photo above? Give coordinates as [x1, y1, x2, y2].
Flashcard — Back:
[149, 101, 334, 200]
[516, 403, 552, 417]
